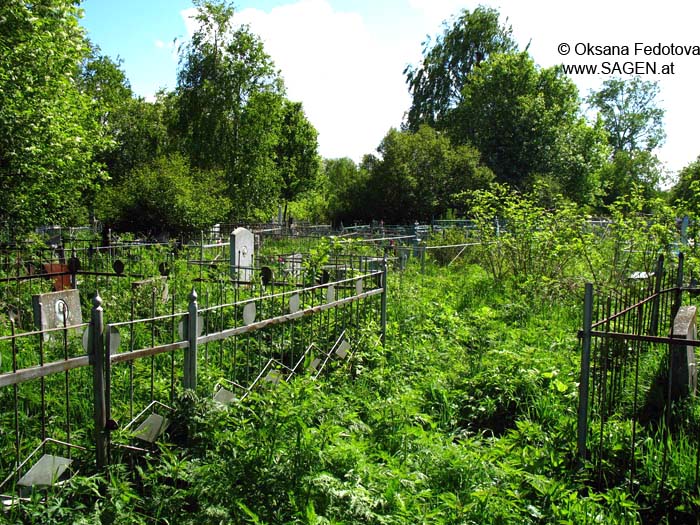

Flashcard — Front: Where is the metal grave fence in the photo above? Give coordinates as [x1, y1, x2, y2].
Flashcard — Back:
[0, 261, 387, 507]
[578, 253, 700, 496]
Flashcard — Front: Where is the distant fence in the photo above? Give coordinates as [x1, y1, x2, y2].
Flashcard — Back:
[0, 262, 387, 504]
[578, 253, 699, 495]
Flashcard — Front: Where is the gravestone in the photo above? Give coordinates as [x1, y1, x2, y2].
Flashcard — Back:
[285, 253, 303, 278]
[32, 289, 82, 340]
[671, 305, 698, 399]
[17, 454, 72, 487]
[42, 263, 71, 291]
[230, 227, 254, 282]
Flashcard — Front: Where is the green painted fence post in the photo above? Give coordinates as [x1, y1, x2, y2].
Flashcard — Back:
[91, 292, 107, 470]
[380, 257, 388, 346]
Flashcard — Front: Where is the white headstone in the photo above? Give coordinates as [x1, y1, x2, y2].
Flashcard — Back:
[230, 227, 255, 282]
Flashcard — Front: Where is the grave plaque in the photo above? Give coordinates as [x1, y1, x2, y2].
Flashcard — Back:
[285, 253, 302, 277]
[32, 289, 82, 340]
[671, 305, 698, 398]
[242, 302, 256, 326]
[230, 227, 254, 282]
[134, 413, 169, 444]
[288, 293, 300, 314]
[17, 454, 72, 487]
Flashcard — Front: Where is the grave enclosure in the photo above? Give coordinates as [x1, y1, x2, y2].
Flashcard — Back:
[0, 227, 390, 506]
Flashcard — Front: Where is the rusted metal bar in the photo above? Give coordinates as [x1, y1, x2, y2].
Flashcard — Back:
[591, 286, 678, 329]
[586, 330, 700, 346]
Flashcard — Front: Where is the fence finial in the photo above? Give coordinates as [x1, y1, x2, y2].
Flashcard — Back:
[92, 291, 102, 309]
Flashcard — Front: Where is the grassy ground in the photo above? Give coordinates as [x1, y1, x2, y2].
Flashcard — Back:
[3, 253, 699, 524]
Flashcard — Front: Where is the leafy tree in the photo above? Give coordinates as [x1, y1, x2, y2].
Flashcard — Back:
[0, 0, 106, 233]
[597, 149, 662, 207]
[450, 53, 606, 205]
[587, 77, 666, 204]
[80, 51, 170, 183]
[671, 155, 700, 208]
[323, 157, 367, 224]
[449, 53, 607, 203]
[358, 126, 493, 223]
[404, 6, 517, 131]
[96, 153, 230, 238]
[587, 77, 665, 153]
[276, 100, 320, 222]
[175, 0, 285, 219]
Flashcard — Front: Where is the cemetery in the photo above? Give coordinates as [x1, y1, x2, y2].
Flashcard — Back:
[3, 1, 700, 523]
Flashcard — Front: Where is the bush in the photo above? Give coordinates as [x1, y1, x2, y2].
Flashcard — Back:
[96, 153, 230, 239]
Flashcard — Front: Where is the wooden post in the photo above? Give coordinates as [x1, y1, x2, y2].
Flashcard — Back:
[184, 288, 198, 390]
[578, 283, 594, 461]
[91, 293, 107, 470]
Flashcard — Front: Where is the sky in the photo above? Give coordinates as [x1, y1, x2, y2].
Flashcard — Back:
[80, 0, 700, 182]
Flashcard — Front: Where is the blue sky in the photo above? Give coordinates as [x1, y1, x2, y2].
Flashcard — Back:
[80, 0, 700, 180]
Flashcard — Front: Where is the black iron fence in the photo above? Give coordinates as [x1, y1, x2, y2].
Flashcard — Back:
[0, 263, 387, 506]
[578, 253, 699, 496]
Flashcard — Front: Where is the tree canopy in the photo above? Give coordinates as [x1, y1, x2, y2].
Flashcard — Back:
[404, 6, 517, 131]
[0, 0, 106, 232]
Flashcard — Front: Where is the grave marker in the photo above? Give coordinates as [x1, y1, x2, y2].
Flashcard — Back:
[671, 305, 698, 398]
[230, 227, 254, 282]
[32, 289, 82, 340]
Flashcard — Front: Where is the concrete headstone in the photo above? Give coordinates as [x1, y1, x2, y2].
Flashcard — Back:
[32, 289, 82, 340]
[230, 227, 254, 282]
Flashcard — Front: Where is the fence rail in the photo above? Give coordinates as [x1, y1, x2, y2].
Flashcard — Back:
[578, 253, 699, 497]
[0, 262, 387, 503]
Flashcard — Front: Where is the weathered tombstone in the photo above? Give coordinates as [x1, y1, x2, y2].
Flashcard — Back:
[230, 227, 254, 282]
[32, 289, 82, 340]
[285, 253, 303, 278]
[671, 305, 698, 398]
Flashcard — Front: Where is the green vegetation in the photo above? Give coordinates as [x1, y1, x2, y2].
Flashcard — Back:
[1, 0, 693, 235]
[1, 1, 700, 523]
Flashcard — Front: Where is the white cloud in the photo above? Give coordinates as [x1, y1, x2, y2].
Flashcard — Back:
[181, 0, 411, 161]
[178, 0, 700, 173]
[154, 39, 165, 49]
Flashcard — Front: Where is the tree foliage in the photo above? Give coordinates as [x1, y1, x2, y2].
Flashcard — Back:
[587, 77, 665, 153]
[450, 53, 606, 205]
[0, 0, 106, 232]
[175, 0, 287, 219]
[96, 153, 230, 238]
[354, 126, 493, 223]
[404, 6, 517, 131]
[276, 100, 320, 221]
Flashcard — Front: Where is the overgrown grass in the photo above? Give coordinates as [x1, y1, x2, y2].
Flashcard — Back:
[2, 227, 699, 523]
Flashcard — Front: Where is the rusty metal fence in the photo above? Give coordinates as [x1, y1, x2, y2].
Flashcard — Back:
[0, 262, 387, 506]
[578, 253, 700, 496]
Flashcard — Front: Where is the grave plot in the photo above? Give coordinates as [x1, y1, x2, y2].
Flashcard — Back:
[0, 307, 93, 506]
